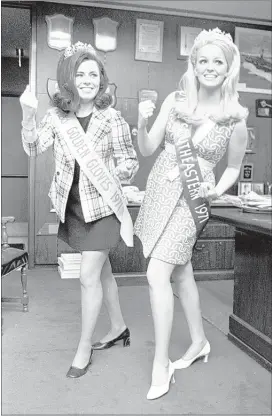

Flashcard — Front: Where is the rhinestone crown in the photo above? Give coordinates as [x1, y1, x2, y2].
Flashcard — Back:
[194, 28, 234, 46]
[63, 41, 96, 59]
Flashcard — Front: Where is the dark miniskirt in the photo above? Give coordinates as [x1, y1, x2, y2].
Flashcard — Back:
[58, 212, 121, 252]
[57, 162, 121, 252]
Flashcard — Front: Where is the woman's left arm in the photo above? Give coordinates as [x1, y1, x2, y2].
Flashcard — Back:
[111, 111, 139, 184]
[215, 119, 248, 197]
[200, 119, 248, 199]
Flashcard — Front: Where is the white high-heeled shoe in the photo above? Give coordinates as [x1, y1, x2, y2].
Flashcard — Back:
[147, 360, 175, 400]
[174, 341, 211, 370]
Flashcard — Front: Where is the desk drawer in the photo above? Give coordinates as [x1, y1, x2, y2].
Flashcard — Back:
[201, 221, 235, 239]
[192, 239, 234, 270]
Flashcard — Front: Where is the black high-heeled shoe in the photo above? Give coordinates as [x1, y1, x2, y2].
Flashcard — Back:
[66, 349, 93, 378]
[92, 328, 130, 350]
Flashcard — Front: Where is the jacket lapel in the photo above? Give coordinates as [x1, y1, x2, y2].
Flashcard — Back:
[86, 107, 112, 148]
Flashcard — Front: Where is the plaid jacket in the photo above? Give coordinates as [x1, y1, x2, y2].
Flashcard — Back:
[22, 106, 139, 223]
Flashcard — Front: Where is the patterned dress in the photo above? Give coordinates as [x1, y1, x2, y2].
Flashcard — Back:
[134, 108, 235, 265]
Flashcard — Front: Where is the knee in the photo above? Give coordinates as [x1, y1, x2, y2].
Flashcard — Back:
[146, 267, 170, 290]
[100, 258, 113, 282]
[173, 261, 194, 286]
[146, 268, 156, 287]
[80, 263, 102, 289]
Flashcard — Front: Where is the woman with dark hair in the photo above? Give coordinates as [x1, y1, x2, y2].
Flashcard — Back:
[20, 42, 139, 378]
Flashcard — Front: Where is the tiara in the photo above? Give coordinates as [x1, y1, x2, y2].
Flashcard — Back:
[63, 41, 96, 59]
[194, 28, 233, 46]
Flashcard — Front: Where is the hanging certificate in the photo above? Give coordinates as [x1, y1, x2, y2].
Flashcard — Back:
[135, 19, 164, 62]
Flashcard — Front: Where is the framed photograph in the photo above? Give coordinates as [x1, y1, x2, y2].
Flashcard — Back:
[135, 19, 164, 62]
[238, 182, 253, 196]
[240, 163, 254, 182]
[235, 27, 272, 94]
[252, 182, 265, 195]
[256, 99, 272, 118]
[177, 26, 202, 59]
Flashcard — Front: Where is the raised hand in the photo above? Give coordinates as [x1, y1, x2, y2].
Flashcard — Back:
[19, 85, 38, 120]
[138, 100, 155, 129]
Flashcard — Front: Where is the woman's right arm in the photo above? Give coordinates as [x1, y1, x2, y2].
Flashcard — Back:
[137, 92, 176, 157]
[20, 85, 55, 157]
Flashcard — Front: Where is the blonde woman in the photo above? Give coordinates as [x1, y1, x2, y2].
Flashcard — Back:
[135, 28, 248, 399]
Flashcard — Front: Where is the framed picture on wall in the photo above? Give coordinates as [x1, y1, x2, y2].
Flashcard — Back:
[256, 99, 272, 118]
[238, 182, 252, 196]
[135, 18, 164, 62]
[252, 182, 265, 195]
[177, 26, 202, 59]
[235, 27, 272, 94]
[240, 162, 254, 182]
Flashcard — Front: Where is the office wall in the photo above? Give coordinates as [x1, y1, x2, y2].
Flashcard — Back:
[32, 2, 271, 263]
[1, 58, 29, 222]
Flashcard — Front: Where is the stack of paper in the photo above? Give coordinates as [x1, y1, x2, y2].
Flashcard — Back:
[240, 192, 272, 213]
[58, 253, 81, 279]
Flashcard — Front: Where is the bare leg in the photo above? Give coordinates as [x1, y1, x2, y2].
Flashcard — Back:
[172, 260, 207, 359]
[147, 258, 175, 385]
[71, 250, 109, 368]
[99, 257, 126, 342]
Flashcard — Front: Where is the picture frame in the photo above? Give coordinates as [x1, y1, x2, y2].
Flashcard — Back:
[177, 26, 202, 59]
[240, 163, 254, 182]
[135, 18, 164, 62]
[252, 182, 265, 195]
[235, 27, 272, 94]
[238, 182, 252, 196]
[256, 99, 272, 118]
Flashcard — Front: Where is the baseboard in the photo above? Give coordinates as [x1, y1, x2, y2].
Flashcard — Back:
[229, 314, 272, 371]
[194, 270, 234, 281]
[228, 333, 272, 372]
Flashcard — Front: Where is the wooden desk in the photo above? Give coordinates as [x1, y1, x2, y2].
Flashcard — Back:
[211, 208, 272, 371]
[109, 205, 235, 280]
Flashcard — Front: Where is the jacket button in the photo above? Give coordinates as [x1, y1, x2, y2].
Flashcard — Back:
[56, 171, 60, 175]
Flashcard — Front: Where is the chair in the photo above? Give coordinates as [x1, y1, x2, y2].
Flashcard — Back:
[1, 216, 29, 312]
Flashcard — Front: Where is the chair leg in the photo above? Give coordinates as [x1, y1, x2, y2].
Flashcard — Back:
[21, 265, 29, 312]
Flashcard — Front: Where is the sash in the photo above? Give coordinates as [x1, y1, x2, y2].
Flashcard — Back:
[173, 120, 215, 237]
[52, 110, 134, 247]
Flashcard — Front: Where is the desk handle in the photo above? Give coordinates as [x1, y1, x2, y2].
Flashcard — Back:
[195, 244, 205, 251]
